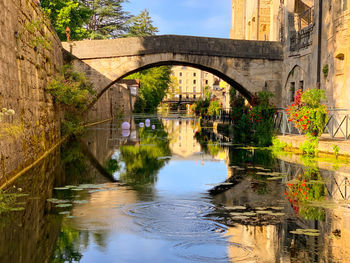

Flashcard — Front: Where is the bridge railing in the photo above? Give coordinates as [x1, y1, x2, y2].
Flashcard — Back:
[274, 109, 350, 140]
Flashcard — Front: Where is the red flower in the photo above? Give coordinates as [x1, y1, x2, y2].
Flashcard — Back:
[295, 113, 298, 117]
[304, 116, 308, 119]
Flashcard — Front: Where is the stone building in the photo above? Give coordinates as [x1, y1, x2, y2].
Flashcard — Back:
[231, 0, 350, 109]
[169, 66, 218, 100]
[230, 0, 280, 41]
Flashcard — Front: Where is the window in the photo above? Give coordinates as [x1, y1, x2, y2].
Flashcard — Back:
[186, 95, 189, 99]
[179, 72, 182, 77]
[290, 82, 295, 102]
[194, 95, 196, 99]
[193, 73, 196, 77]
[299, 81, 304, 91]
[179, 80, 182, 84]
[342, 0, 348, 11]
[205, 80, 209, 85]
[193, 80, 196, 84]
[179, 86, 182, 92]
[335, 53, 345, 74]
[193, 87, 196, 93]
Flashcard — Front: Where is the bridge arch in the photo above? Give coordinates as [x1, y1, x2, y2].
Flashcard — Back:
[93, 55, 259, 105]
[63, 35, 283, 108]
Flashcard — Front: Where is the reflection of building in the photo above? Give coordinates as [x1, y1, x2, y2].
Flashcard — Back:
[163, 119, 201, 158]
[88, 79, 139, 122]
[170, 66, 217, 100]
[226, 225, 280, 262]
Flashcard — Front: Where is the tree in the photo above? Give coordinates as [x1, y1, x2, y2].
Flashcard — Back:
[166, 75, 180, 99]
[81, 0, 131, 39]
[124, 9, 158, 37]
[128, 67, 172, 113]
[41, 0, 92, 41]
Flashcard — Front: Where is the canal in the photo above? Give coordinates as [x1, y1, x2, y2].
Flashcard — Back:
[1, 115, 350, 262]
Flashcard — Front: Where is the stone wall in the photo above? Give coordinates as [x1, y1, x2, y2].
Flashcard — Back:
[0, 0, 63, 182]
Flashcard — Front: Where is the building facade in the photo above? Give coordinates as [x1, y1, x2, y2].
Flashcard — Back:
[231, 0, 350, 109]
[230, 0, 280, 41]
[169, 66, 217, 100]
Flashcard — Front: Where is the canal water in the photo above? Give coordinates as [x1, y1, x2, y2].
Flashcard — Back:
[1, 115, 350, 262]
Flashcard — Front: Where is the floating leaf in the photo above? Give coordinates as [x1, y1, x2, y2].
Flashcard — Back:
[47, 199, 70, 204]
[54, 187, 70, 190]
[9, 207, 25, 212]
[71, 188, 84, 191]
[56, 204, 72, 208]
[73, 200, 88, 204]
[226, 206, 246, 210]
[267, 177, 284, 180]
[59, 211, 70, 215]
[242, 212, 257, 216]
[270, 207, 284, 210]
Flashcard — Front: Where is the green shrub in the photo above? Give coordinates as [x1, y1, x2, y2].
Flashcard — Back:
[46, 65, 95, 135]
[300, 135, 319, 156]
[208, 99, 222, 116]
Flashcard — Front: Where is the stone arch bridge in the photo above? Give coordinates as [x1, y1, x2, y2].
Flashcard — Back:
[62, 35, 283, 105]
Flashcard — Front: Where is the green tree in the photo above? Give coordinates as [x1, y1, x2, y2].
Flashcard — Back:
[124, 9, 158, 37]
[41, 0, 92, 41]
[123, 9, 170, 113]
[82, 0, 131, 39]
[128, 67, 172, 113]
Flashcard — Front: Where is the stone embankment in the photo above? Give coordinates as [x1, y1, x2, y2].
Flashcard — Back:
[0, 0, 63, 184]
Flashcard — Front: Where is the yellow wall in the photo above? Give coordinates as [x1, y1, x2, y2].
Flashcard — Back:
[171, 66, 217, 99]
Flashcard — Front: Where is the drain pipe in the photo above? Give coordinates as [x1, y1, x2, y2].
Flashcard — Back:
[316, 0, 323, 89]
[257, 0, 260, 40]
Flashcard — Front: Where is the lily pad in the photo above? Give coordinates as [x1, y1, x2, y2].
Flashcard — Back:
[71, 188, 84, 191]
[56, 204, 72, 208]
[242, 212, 257, 216]
[54, 187, 70, 191]
[59, 211, 70, 215]
[9, 207, 25, 212]
[267, 177, 284, 181]
[270, 207, 284, 210]
[269, 212, 285, 216]
[73, 200, 88, 204]
[226, 206, 246, 210]
[47, 199, 70, 204]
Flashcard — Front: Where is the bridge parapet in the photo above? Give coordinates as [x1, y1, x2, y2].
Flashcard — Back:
[62, 35, 283, 61]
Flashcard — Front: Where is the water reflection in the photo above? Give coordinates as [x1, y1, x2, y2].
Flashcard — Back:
[1, 116, 350, 262]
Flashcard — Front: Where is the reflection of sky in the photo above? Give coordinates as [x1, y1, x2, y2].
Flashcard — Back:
[155, 160, 227, 196]
[79, 232, 204, 263]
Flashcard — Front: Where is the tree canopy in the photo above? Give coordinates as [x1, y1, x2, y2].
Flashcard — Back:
[41, 0, 131, 40]
[124, 9, 158, 37]
[41, 0, 92, 40]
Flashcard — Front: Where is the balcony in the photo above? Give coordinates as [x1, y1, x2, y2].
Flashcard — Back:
[289, 7, 315, 52]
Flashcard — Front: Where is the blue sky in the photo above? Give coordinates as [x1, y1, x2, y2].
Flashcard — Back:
[123, 0, 231, 39]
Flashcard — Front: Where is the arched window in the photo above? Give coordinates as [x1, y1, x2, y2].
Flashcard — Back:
[335, 53, 345, 75]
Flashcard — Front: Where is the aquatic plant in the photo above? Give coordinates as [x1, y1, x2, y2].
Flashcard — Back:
[333, 144, 340, 159]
